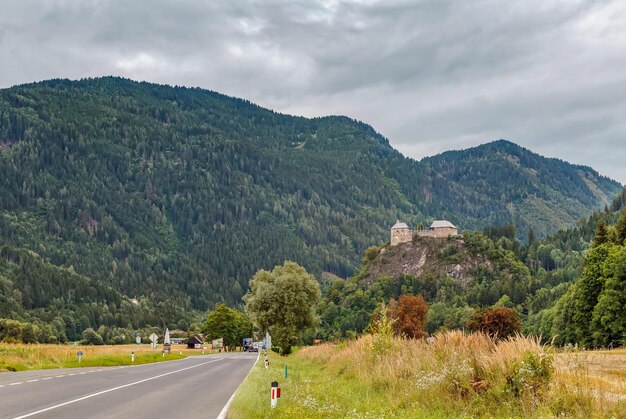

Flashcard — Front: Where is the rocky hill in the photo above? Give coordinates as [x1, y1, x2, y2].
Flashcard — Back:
[364, 236, 492, 287]
[318, 232, 532, 338]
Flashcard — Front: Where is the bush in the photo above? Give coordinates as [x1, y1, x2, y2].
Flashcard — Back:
[388, 295, 428, 339]
[467, 307, 521, 339]
[0, 318, 45, 343]
[363, 246, 380, 263]
[370, 303, 394, 358]
[507, 350, 553, 398]
[81, 328, 104, 345]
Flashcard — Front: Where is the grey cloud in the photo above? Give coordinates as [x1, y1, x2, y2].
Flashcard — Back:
[1, 0, 624, 183]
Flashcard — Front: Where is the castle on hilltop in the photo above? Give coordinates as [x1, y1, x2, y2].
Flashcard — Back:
[390, 220, 458, 246]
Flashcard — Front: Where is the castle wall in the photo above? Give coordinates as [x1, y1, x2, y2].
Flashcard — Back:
[391, 223, 458, 246]
[390, 229, 412, 246]
[417, 227, 458, 238]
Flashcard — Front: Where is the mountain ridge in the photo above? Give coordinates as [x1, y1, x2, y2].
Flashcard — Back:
[0, 77, 621, 322]
[428, 139, 616, 180]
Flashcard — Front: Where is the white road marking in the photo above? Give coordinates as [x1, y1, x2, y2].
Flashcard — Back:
[13, 358, 224, 419]
[26, 380, 39, 383]
[55, 375, 64, 378]
[217, 354, 259, 419]
[9, 382, 23, 386]
[41, 377, 53, 380]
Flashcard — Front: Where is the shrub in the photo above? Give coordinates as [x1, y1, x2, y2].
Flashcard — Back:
[81, 328, 104, 345]
[370, 303, 394, 358]
[363, 246, 380, 263]
[507, 350, 553, 398]
[388, 295, 428, 339]
[467, 307, 521, 339]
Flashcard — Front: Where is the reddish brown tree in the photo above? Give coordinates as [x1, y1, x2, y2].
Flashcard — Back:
[388, 294, 429, 339]
[467, 307, 521, 339]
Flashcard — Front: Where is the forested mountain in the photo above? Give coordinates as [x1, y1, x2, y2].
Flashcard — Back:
[0, 77, 621, 326]
[421, 140, 621, 236]
[0, 245, 193, 343]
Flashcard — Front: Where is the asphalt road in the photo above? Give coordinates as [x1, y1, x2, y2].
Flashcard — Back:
[0, 352, 257, 419]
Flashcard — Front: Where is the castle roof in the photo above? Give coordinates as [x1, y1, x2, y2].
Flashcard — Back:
[430, 220, 456, 229]
[391, 220, 410, 230]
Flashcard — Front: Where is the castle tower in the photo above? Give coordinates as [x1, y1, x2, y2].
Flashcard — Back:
[428, 220, 458, 237]
[390, 220, 412, 246]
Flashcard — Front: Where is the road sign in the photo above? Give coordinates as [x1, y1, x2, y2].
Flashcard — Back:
[212, 338, 223, 349]
[265, 333, 272, 351]
[77, 351, 83, 363]
[149, 333, 158, 343]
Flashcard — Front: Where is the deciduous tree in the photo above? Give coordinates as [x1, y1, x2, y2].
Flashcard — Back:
[244, 261, 320, 355]
[467, 307, 521, 339]
[81, 327, 104, 345]
[387, 294, 428, 339]
[202, 304, 252, 350]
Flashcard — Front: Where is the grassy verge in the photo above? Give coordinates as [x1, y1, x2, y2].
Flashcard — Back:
[229, 332, 626, 418]
[0, 343, 209, 371]
[228, 348, 384, 419]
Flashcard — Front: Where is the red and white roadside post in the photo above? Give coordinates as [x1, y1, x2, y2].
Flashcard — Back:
[270, 381, 280, 409]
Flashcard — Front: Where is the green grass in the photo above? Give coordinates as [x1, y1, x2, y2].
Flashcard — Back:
[228, 349, 445, 418]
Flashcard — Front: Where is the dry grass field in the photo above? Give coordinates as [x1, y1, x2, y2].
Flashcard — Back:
[0, 343, 217, 371]
[555, 348, 626, 406]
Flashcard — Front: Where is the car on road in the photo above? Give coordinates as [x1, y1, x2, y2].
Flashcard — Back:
[249, 341, 262, 352]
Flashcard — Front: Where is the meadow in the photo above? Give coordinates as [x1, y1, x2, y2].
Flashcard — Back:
[0, 343, 205, 371]
[229, 331, 626, 418]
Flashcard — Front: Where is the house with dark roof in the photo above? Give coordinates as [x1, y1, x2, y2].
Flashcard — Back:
[187, 335, 205, 349]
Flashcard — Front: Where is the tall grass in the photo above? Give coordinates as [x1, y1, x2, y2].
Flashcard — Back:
[295, 331, 625, 417]
[0, 343, 193, 371]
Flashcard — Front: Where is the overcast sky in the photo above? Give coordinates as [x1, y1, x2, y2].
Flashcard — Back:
[1, 0, 625, 183]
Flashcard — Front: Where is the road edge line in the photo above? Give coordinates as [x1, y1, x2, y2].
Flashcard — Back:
[216, 352, 260, 419]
